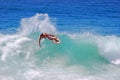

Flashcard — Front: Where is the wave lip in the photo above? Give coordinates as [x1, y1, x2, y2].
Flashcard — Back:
[96, 35, 120, 65]
[20, 13, 57, 35]
[0, 34, 31, 61]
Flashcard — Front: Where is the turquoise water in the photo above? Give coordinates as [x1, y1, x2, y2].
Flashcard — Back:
[0, 0, 120, 80]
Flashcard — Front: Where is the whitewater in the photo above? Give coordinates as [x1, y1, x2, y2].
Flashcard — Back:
[0, 13, 120, 80]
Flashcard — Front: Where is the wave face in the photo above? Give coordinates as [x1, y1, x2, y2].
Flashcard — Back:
[0, 14, 120, 80]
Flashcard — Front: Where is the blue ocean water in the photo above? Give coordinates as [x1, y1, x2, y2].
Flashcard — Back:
[0, 0, 120, 35]
[0, 0, 120, 80]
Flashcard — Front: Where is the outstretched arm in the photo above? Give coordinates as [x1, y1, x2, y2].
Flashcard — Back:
[38, 35, 42, 47]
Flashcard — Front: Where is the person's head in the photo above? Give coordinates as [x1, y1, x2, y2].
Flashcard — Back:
[43, 33, 47, 35]
[41, 33, 48, 38]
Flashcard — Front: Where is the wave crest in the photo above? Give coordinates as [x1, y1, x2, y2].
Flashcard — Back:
[20, 13, 57, 35]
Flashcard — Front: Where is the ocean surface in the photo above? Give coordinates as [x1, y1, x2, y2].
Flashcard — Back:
[0, 0, 120, 80]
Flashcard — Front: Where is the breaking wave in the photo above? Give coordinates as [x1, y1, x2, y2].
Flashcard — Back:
[0, 13, 120, 80]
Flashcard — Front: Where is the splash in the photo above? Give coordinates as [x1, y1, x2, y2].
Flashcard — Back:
[0, 13, 57, 61]
[0, 34, 31, 61]
[19, 13, 57, 35]
[95, 35, 120, 65]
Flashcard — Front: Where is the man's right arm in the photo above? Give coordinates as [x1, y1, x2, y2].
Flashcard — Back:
[38, 35, 42, 47]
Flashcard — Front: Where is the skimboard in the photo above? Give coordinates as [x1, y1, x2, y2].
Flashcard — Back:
[52, 37, 61, 44]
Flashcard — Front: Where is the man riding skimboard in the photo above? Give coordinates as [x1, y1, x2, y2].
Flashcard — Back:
[38, 33, 60, 47]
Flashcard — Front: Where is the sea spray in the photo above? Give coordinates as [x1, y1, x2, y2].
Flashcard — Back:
[19, 13, 57, 35]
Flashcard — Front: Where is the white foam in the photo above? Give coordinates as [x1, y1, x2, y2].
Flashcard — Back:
[19, 13, 57, 35]
[22, 67, 90, 80]
[111, 59, 120, 65]
[95, 35, 120, 64]
[0, 75, 14, 80]
[23, 69, 44, 80]
[15, 37, 31, 45]
[0, 34, 31, 61]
